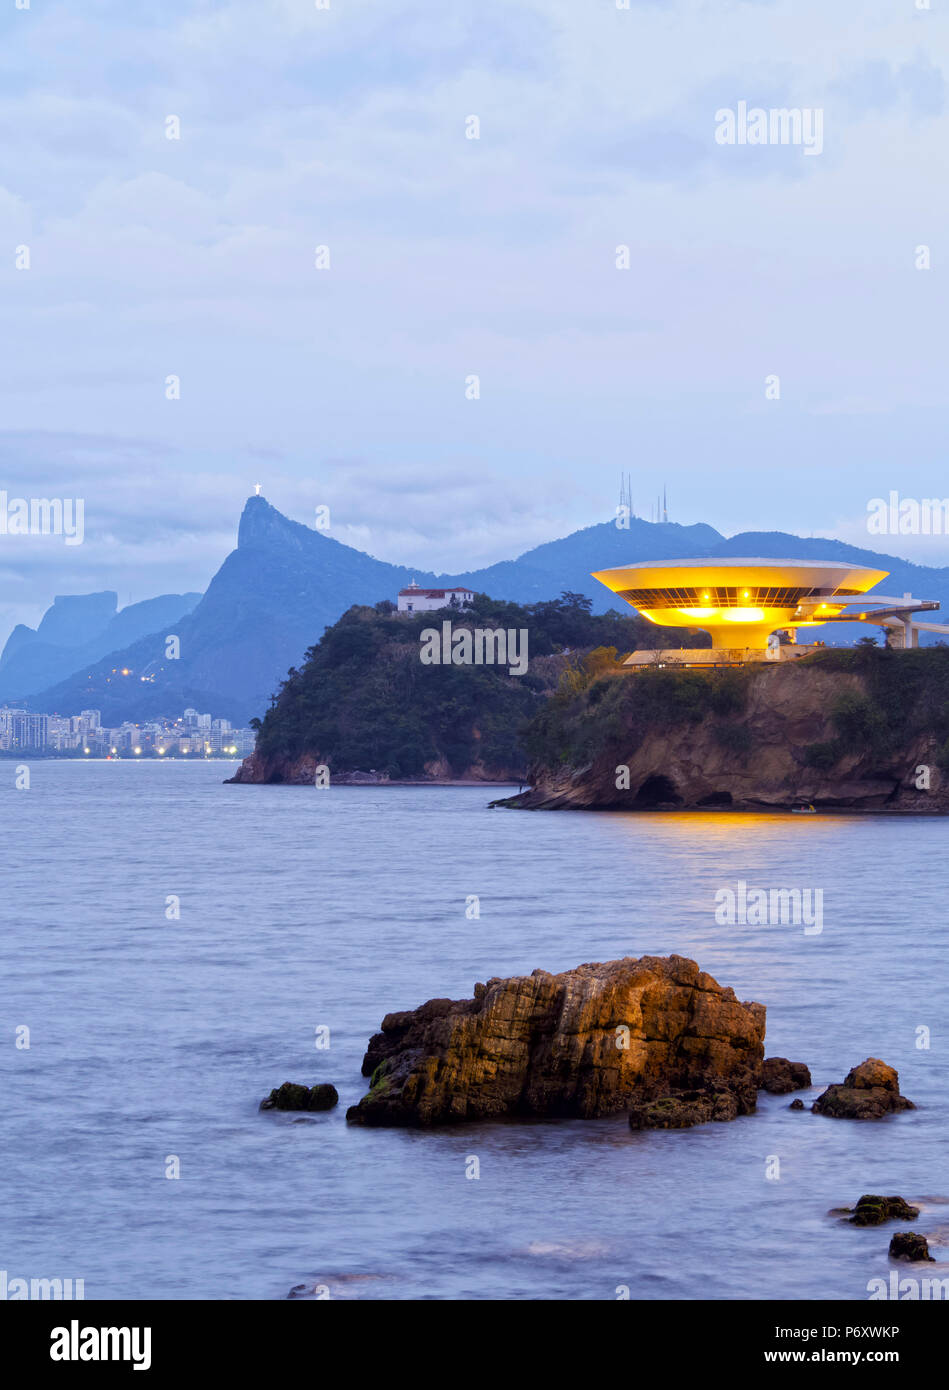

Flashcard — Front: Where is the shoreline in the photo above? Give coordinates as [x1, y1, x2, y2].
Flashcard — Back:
[489, 794, 949, 816]
[227, 776, 527, 788]
[225, 775, 946, 811]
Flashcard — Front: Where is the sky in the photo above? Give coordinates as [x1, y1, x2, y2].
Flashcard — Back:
[1, 0, 948, 635]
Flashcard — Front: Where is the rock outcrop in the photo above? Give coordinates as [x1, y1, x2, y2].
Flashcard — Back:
[812, 1058, 915, 1119]
[845, 1195, 920, 1227]
[889, 1232, 934, 1262]
[627, 1085, 748, 1131]
[345, 954, 765, 1127]
[503, 653, 949, 812]
[761, 1057, 812, 1094]
[627, 1048, 809, 1130]
[260, 1082, 339, 1112]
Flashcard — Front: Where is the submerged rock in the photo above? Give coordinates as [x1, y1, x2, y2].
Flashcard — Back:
[789, 1098, 805, 1110]
[761, 1057, 812, 1094]
[346, 954, 765, 1127]
[847, 1195, 920, 1227]
[627, 1085, 744, 1130]
[889, 1232, 934, 1262]
[812, 1058, 915, 1120]
[260, 1082, 339, 1112]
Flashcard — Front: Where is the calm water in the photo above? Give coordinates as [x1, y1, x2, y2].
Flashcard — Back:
[1, 761, 946, 1301]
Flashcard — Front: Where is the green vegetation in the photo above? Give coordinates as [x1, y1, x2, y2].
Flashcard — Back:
[523, 644, 949, 779]
[522, 661, 755, 769]
[713, 721, 753, 756]
[253, 600, 949, 786]
[251, 592, 707, 778]
[367, 1063, 393, 1098]
[802, 645, 949, 769]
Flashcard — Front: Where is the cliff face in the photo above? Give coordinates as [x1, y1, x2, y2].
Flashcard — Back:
[512, 650, 949, 812]
[346, 954, 766, 1126]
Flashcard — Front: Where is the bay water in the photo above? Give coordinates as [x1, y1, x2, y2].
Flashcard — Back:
[2, 761, 945, 1300]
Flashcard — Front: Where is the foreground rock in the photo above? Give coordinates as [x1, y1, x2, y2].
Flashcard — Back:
[843, 1195, 920, 1227]
[889, 1232, 934, 1262]
[260, 1082, 339, 1112]
[761, 1057, 812, 1094]
[812, 1059, 915, 1120]
[346, 955, 765, 1127]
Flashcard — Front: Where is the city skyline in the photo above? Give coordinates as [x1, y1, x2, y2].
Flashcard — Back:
[0, 703, 256, 756]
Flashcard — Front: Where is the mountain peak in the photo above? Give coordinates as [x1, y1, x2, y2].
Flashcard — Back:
[237, 495, 309, 550]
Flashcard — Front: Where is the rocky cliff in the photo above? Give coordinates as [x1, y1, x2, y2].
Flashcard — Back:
[346, 954, 766, 1126]
[507, 647, 949, 812]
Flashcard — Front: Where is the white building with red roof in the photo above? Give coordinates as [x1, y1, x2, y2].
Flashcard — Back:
[397, 580, 474, 614]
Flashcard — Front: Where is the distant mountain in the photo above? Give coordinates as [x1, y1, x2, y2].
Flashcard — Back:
[0, 591, 202, 704]
[451, 516, 726, 605]
[16, 498, 949, 725]
[25, 500, 725, 723]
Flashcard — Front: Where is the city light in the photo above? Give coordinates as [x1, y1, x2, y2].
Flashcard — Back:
[0, 706, 256, 758]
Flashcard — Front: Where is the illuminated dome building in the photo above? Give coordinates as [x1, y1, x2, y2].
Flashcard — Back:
[591, 558, 944, 664]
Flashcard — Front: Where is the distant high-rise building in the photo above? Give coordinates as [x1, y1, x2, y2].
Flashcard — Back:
[1, 710, 50, 750]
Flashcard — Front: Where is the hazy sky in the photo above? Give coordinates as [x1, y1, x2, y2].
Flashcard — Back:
[1, 0, 947, 635]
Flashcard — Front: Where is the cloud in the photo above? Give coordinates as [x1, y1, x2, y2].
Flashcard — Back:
[831, 53, 945, 119]
[0, 0, 946, 632]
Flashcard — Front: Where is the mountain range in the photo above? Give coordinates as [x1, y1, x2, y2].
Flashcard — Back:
[5, 495, 949, 725]
[0, 590, 201, 706]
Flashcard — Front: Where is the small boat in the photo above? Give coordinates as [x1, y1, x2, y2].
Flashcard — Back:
[791, 803, 817, 814]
